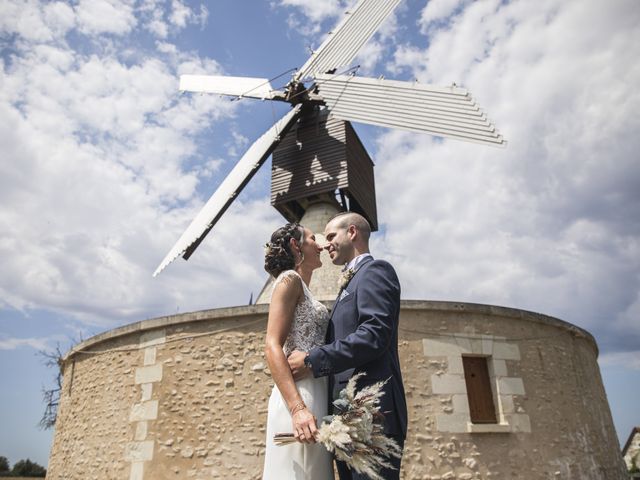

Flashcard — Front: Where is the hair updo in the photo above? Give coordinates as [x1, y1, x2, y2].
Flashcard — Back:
[264, 223, 305, 278]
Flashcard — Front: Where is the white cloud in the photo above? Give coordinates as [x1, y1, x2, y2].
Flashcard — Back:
[373, 0, 640, 352]
[0, 336, 52, 351]
[0, 0, 257, 329]
[146, 11, 169, 38]
[599, 351, 640, 371]
[0, 0, 76, 42]
[194, 158, 224, 180]
[276, 0, 361, 40]
[138, 0, 208, 39]
[353, 40, 385, 75]
[76, 0, 137, 36]
[419, 0, 470, 30]
[169, 0, 207, 29]
[276, 0, 349, 24]
[227, 129, 250, 157]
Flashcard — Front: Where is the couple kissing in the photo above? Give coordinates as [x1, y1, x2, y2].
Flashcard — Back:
[262, 212, 407, 480]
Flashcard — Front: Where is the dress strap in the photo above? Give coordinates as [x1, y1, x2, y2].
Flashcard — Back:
[273, 270, 311, 299]
[273, 270, 302, 291]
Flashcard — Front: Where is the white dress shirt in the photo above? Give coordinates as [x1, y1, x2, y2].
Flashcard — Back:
[345, 253, 373, 271]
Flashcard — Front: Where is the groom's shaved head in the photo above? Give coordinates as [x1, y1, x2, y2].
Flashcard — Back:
[329, 212, 371, 243]
[324, 211, 371, 265]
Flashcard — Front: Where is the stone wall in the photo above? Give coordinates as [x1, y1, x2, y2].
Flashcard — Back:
[47, 301, 627, 479]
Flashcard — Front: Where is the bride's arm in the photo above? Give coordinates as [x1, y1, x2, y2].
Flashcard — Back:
[264, 274, 318, 444]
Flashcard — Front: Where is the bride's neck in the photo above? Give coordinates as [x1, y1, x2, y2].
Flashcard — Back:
[295, 265, 312, 287]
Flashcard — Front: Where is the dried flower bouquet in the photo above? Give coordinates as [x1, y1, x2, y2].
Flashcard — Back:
[274, 373, 401, 480]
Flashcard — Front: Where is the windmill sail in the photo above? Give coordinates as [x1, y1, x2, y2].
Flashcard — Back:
[155, 0, 507, 275]
[315, 74, 506, 146]
[180, 75, 279, 100]
[295, 0, 401, 81]
[153, 104, 303, 277]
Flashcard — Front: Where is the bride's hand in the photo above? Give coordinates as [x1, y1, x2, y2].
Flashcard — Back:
[292, 407, 318, 444]
[287, 350, 311, 380]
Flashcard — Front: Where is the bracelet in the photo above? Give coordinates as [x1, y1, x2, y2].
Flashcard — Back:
[290, 401, 306, 415]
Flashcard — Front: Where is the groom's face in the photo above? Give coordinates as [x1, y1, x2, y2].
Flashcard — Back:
[323, 220, 354, 266]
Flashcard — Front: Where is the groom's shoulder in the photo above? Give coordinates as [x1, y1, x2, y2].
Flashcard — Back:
[370, 258, 394, 268]
[364, 258, 399, 278]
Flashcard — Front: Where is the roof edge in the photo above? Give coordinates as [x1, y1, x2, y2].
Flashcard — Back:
[622, 426, 640, 457]
[64, 299, 598, 362]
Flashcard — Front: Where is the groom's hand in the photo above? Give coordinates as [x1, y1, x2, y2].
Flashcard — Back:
[288, 350, 311, 380]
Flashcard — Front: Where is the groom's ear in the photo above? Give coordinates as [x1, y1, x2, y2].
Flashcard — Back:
[347, 224, 357, 240]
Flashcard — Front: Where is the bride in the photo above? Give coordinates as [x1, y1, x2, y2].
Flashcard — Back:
[262, 222, 334, 480]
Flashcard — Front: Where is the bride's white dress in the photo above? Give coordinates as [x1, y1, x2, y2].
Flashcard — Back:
[263, 270, 334, 480]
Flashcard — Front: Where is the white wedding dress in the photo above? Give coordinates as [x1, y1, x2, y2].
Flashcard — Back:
[263, 270, 334, 480]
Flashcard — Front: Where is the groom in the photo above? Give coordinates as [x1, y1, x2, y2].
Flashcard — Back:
[288, 211, 407, 480]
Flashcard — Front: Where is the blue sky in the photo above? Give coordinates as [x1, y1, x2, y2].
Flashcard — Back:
[1, 0, 639, 468]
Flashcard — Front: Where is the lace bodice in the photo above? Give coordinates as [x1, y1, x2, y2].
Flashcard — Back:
[272, 270, 329, 356]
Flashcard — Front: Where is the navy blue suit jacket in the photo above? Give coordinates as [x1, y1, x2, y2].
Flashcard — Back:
[308, 257, 408, 438]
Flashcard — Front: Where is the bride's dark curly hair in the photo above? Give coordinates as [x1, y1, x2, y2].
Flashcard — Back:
[264, 222, 304, 278]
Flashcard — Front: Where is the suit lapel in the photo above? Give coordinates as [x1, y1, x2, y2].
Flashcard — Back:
[329, 256, 374, 321]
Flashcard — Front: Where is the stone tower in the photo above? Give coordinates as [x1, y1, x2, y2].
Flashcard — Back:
[47, 300, 627, 479]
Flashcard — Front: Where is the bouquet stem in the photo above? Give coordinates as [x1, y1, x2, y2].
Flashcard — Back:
[273, 433, 297, 445]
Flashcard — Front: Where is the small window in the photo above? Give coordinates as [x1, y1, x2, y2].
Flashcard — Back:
[462, 356, 497, 424]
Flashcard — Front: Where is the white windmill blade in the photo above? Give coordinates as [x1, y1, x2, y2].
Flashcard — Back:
[153, 104, 303, 277]
[315, 74, 506, 146]
[295, 0, 401, 82]
[180, 74, 280, 100]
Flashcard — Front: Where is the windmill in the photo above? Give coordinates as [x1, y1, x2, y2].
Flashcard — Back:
[153, 0, 505, 277]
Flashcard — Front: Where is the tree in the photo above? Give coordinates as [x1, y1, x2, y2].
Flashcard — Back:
[11, 458, 46, 477]
[0, 456, 9, 473]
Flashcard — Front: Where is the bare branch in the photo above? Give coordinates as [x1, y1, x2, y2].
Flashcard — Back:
[38, 344, 64, 430]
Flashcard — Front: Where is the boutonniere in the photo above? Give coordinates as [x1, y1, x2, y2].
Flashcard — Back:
[338, 268, 355, 290]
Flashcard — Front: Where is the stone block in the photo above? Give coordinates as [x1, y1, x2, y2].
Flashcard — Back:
[130, 400, 159, 422]
[144, 347, 157, 366]
[498, 377, 525, 395]
[423, 338, 460, 357]
[135, 364, 163, 384]
[135, 421, 148, 441]
[467, 423, 511, 433]
[454, 336, 473, 353]
[482, 336, 494, 355]
[491, 359, 508, 377]
[452, 394, 470, 413]
[141, 383, 153, 401]
[140, 329, 166, 348]
[492, 342, 520, 360]
[129, 461, 144, 480]
[447, 355, 464, 374]
[125, 441, 154, 462]
[435, 413, 467, 433]
[499, 394, 515, 414]
[431, 374, 467, 394]
[506, 413, 531, 432]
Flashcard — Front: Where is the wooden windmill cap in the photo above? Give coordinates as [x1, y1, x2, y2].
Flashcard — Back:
[271, 108, 378, 231]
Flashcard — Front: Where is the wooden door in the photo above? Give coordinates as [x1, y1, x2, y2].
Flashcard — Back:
[462, 356, 497, 424]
